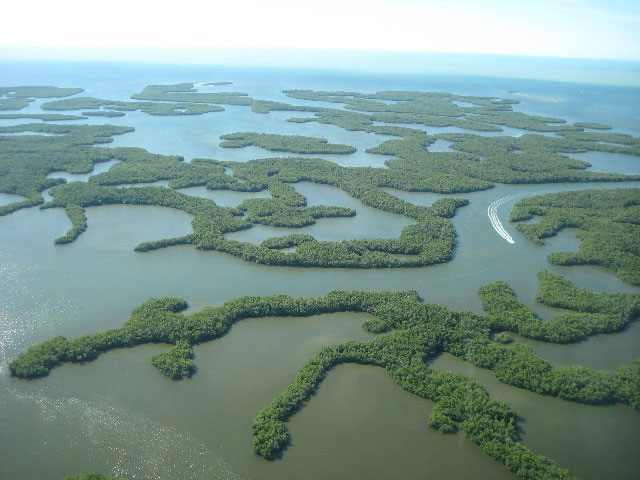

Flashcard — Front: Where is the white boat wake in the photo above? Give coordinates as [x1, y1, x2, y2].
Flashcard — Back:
[487, 195, 518, 244]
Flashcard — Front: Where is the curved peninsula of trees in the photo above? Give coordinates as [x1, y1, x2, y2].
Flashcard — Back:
[0, 113, 87, 121]
[573, 122, 612, 130]
[219, 132, 356, 154]
[63, 474, 123, 480]
[2, 118, 640, 267]
[0, 123, 467, 268]
[0, 86, 84, 98]
[0, 85, 84, 110]
[42, 97, 225, 116]
[511, 188, 640, 285]
[10, 273, 639, 480]
[81, 111, 126, 118]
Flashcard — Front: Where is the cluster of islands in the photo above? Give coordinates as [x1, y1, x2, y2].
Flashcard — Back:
[1, 82, 639, 480]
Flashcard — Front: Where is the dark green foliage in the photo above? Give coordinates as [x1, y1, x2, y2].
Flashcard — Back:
[559, 131, 640, 156]
[261, 234, 315, 249]
[0, 86, 83, 110]
[63, 473, 123, 480]
[0, 123, 136, 214]
[3, 86, 639, 271]
[0, 122, 465, 268]
[480, 271, 639, 344]
[41, 97, 106, 110]
[11, 274, 639, 479]
[282, 89, 640, 190]
[0, 194, 43, 216]
[55, 204, 87, 244]
[7, 119, 635, 269]
[574, 122, 612, 130]
[220, 132, 356, 154]
[284, 89, 586, 134]
[131, 83, 324, 115]
[82, 111, 126, 118]
[0, 113, 87, 121]
[42, 97, 225, 116]
[131, 83, 253, 105]
[151, 340, 196, 379]
[10, 335, 71, 377]
[0, 97, 33, 110]
[511, 188, 640, 285]
[0, 86, 84, 98]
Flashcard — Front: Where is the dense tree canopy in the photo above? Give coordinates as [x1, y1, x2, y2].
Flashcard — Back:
[219, 132, 356, 154]
[11, 273, 639, 480]
[511, 188, 640, 285]
[3, 84, 640, 479]
[63, 473, 123, 480]
[0, 85, 84, 110]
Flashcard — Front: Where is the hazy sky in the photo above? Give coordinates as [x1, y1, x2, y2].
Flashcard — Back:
[2, 0, 640, 60]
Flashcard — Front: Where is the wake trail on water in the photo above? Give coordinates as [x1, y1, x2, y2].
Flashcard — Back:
[487, 195, 518, 244]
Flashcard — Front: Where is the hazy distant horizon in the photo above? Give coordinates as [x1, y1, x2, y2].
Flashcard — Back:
[4, 0, 640, 61]
[2, 47, 639, 88]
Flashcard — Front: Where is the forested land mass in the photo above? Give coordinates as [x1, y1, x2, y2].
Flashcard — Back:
[42, 97, 224, 116]
[0, 123, 467, 268]
[573, 122, 612, 130]
[511, 188, 640, 285]
[0, 113, 87, 121]
[3, 85, 640, 480]
[81, 111, 126, 117]
[220, 132, 356, 154]
[11, 272, 639, 480]
[15, 84, 640, 191]
[2, 93, 640, 265]
[0, 85, 84, 110]
[62, 474, 123, 480]
[0, 86, 84, 98]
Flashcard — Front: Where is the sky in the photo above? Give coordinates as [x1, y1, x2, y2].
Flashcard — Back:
[1, 0, 640, 61]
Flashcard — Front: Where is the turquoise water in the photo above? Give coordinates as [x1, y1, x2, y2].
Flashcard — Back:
[0, 60, 639, 480]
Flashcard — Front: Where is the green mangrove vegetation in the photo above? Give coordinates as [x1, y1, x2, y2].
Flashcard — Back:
[0, 113, 87, 121]
[63, 473, 123, 480]
[0, 123, 136, 215]
[574, 122, 612, 130]
[282, 89, 584, 132]
[81, 111, 126, 118]
[11, 273, 640, 480]
[0, 85, 83, 110]
[219, 132, 356, 154]
[480, 270, 639, 343]
[278, 93, 640, 190]
[0, 122, 466, 267]
[130, 83, 325, 115]
[2, 108, 639, 268]
[0, 97, 33, 110]
[54, 204, 87, 244]
[131, 83, 252, 105]
[0, 86, 84, 98]
[42, 97, 225, 116]
[151, 340, 196, 379]
[511, 188, 640, 285]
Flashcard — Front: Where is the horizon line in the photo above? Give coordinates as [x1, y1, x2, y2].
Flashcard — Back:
[2, 46, 640, 63]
